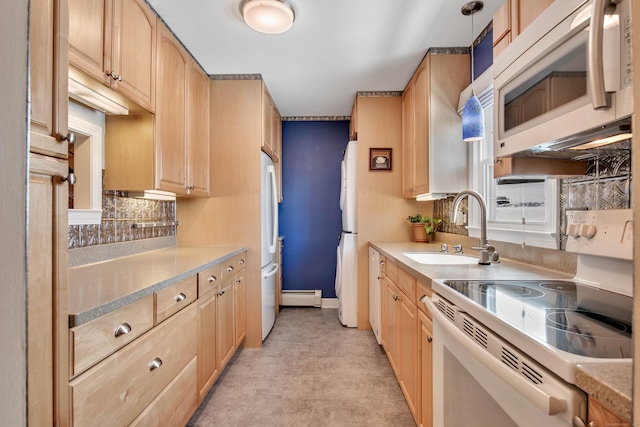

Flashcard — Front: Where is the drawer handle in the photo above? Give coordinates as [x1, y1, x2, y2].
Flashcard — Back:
[208, 275, 217, 283]
[175, 292, 186, 302]
[149, 358, 163, 371]
[226, 266, 234, 272]
[114, 323, 132, 337]
[238, 259, 245, 264]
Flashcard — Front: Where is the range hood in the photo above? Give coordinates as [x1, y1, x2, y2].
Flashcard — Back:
[519, 117, 632, 160]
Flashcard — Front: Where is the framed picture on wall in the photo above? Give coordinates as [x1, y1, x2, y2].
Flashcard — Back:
[369, 148, 392, 171]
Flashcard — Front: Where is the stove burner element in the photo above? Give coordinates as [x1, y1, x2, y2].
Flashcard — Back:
[466, 282, 545, 299]
[539, 281, 577, 292]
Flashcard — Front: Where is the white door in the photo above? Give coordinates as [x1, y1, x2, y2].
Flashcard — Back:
[340, 141, 357, 233]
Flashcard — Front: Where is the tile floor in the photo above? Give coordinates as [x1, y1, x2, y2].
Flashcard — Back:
[188, 307, 415, 427]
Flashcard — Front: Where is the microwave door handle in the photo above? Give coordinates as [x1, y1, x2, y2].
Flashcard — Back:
[588, 0, 611, 109]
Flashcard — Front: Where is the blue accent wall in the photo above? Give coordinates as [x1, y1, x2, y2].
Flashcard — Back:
[474, 28, 493, 79]
[279, 121, 350, 299]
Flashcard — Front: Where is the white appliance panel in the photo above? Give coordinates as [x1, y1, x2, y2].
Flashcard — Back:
[261, 263, 278, 340]
[336, 232, 357, 327]
[340, 141, 357, 233]
[261, 152, 278, 268]
[261, 152, 278, 341]
[368, 247, 381, 344]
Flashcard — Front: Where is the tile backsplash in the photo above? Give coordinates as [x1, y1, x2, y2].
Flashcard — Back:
[68, 191, 176, 249]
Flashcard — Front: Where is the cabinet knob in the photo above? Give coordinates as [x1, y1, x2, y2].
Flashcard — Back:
[238, 259, 245, 264]
[114, 323, 132, 337]
[61, 169, 76, 185]
[218, 289, 226, 296]
[392, 294, 399, 301]
[149, 358, 163, 371]
[208, 275, 217, 282]
[116, 74, 123, 82]
[427, 336, 433, 343]
[58, 132, 76, 145]
[175, 292, 186, 302]
[108, 71, 117, 79]
[226, 266, 234, 272]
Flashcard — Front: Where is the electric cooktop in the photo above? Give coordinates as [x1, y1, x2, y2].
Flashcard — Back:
[440, 279, 632, 359]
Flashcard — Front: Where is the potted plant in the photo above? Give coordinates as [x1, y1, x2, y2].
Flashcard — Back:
[407, 213, 442, 243]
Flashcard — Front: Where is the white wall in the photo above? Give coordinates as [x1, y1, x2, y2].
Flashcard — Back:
[0, 1, 29, 425]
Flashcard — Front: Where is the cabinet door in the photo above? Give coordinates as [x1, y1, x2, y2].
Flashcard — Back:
[28, 154, 69, 426]
[197, 289, 218, 398]
[588, 398, 630, 427]
[216, 280, 235, 369]
[381, 276, 400, 375]
[68, 0, 112, 85]
[111, 0, 156, 111]
[30, 0, 70, 158]
[412, 63, 429, 196]
[186, 60, 211, 197]
[234, 271, 246, 346]
[399, 293, 418, 418]
[262, 89, 274, 157]
[156, 25, 188, 195]
[419, 311, 433, 427]
[401, 83, 415, 197]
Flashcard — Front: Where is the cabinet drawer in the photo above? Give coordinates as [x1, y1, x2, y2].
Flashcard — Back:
[221, 256, 238, 280]
[155, 276, 197, 324]
[199, 262, 221, 297]
[130, 356, 198, 427]
[385, 259, 398, 284]
[69, 303, 197, 427]
[70, 295, 154, 378]
[235, 251, 247, 270]
[397, 267, 416, 304]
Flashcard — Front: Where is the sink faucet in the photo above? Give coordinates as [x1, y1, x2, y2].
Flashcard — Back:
[450, 190, 494, 265]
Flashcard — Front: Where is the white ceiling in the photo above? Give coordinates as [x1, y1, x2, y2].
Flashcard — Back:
[147, 0, 502, 117]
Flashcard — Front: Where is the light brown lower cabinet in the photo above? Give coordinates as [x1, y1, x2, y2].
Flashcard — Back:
[378, 254, 433, 427]
[69, 303, 197, 426]
[419, 310, 433, 427]
[130, 357, 198, 427]
[587, 398, 630, 426]
[197, 252, 248, 399]
[380, 259, 418, 421]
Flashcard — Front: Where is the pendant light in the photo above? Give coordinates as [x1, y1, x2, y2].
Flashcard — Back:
[241, 0, 295, 35]
[461, 1, 484, 142]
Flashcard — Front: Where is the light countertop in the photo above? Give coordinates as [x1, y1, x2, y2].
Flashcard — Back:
[68, 245, 247, 327]
[370, 241, 574, 284]
[370, 241, 631, 422]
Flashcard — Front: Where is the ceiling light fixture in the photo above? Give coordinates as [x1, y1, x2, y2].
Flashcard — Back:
[461, 1, 484, 142]
[241, 0, 295, 35]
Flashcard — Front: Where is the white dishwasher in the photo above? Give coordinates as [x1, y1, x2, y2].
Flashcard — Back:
[368, 247, 382, 344]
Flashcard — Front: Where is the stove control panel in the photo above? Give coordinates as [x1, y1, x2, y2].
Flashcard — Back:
[565, 209, 633, 259]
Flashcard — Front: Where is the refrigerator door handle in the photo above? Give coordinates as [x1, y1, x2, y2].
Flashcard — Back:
[267, 164, 278, 255]
[263, 264, 279, 278]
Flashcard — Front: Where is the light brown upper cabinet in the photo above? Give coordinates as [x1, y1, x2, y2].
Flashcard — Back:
[69, 0, 157, 112]
[262, 88, 281, 161]
[30, 0, 70, 158]
[156, 24, 210, 197]
[493, 0, 554, 58]
[104, 23, 210, 197]
[402, 51, 469, 199]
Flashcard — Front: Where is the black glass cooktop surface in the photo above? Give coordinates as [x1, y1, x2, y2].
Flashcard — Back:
[441, 280, 632, 358]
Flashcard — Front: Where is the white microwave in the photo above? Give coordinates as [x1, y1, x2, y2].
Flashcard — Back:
[493, 0, 632, 158]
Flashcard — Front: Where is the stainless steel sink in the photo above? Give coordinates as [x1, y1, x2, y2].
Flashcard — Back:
[402, 252, 478, 265]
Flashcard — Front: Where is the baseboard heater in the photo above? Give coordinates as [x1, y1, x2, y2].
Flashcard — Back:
[281, 290, 322, 307]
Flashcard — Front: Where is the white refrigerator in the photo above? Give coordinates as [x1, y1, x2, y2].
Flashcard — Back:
[261, 152, 279, 340]
[335, 141, 358, 327]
